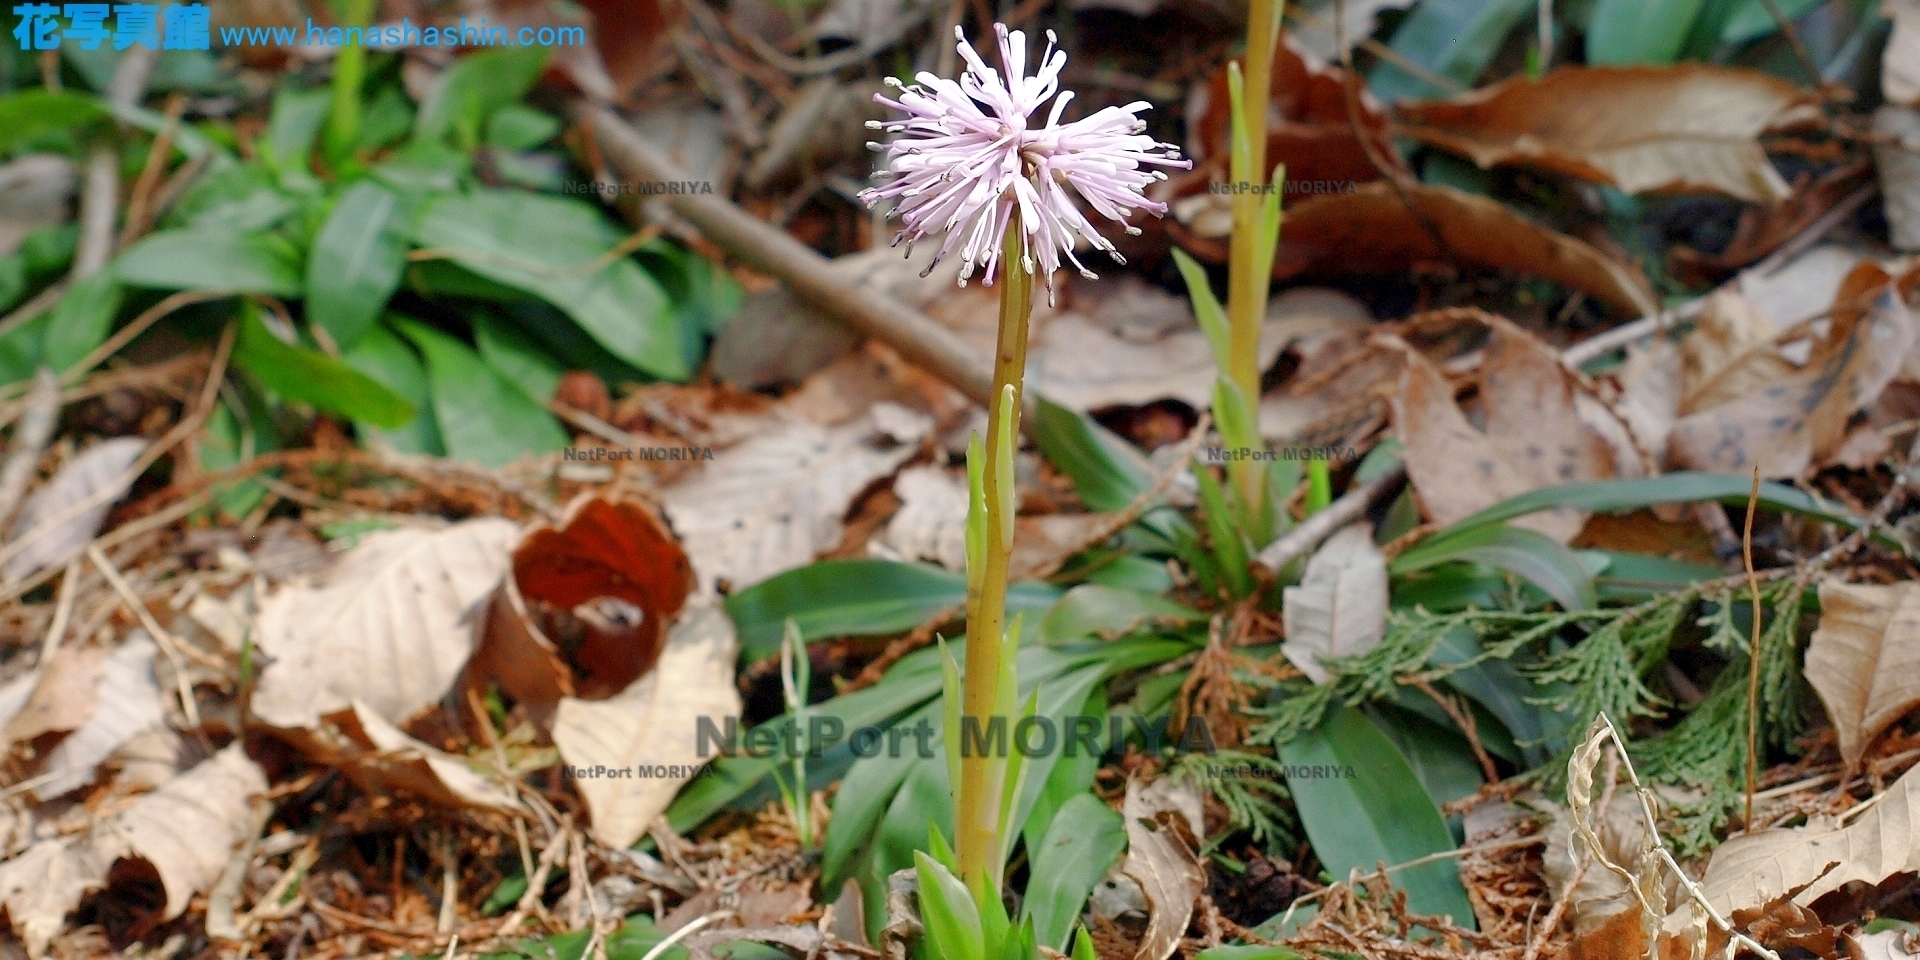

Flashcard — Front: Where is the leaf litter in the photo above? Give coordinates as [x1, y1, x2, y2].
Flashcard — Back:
[10, 8, 1920, 960]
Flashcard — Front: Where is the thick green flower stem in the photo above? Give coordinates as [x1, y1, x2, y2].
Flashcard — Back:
[957, 211, 1033, 901]
[1225, 0, 1282, 512]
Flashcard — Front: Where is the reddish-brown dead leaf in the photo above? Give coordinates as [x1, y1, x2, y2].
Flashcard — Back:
[575, 0, 681, 104]
[1179, 182, 1657, 317]
[475, 495, 694, 708]
[1396, 65, 1819, 204]
[1188, 31, 1404, 185]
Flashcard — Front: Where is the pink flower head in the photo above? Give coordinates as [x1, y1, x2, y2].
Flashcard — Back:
[859, 23, 1190, 302]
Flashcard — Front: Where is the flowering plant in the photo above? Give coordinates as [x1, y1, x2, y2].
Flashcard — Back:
[860, 22, 1187, 905]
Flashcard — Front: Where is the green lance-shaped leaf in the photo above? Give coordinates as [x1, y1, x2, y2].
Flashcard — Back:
[995, 383, 1018, 552]
[998, 686, 1042, 875]
[940, 636, 964, 800]
[1172, 247, 1230, 371]
[1212, 376, 1259, 460]
[1252, 162, 1286, 282]
[966, 431, 988, 599]
[914, 850, 986, 960]
[1227, 62, 1251, 191]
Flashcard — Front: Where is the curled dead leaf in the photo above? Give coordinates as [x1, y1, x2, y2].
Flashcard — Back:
[472, 495, 694, 713]
[1119, 778, 1204, 960]
[27, 634, 167, 802]
[89, 743, 268, 921]
[1396, 65, 1818, 204]
[1281, 523, 1388, 684]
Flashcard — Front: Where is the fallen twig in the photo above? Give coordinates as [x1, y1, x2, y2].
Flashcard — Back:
[1252, 465, 1406, 573]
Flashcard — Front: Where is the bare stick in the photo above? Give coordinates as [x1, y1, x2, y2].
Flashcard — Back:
[0, 369, 60, 534]
[37, 558, 79, 665]
[1252, 465, 1406, 573]
[501, 819, 573, 934]
[1743, 466, 1763, 831]
[89, 542, 205, 728]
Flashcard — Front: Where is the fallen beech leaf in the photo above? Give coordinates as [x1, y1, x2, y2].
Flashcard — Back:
[660, 405, 929, 595]
[871, 466, 969, 572]
[1187, 30, 1403, 184]
[1388, 319, 1620, 541]
[1804, 580, 1920, 771]
[1397, 66, 1817, 204]
[32, 634, 166, 801]
[251, 518, 519, 730]
[1281, 524, 1388, 684]
[473, 496, 693, 709]
[1674, 761, 1920, 923]
[1571, 906, 1649, 960]
[552, 601, 741, 848]
[1119, 778, 1204, 960]
[1, 645, 104, 745]
[1667, 262, 1914, 476]
[3, 436, 146, 582]
[1197, 182, 1659, 316]
[1543, 792, 1682, 941]
[331, 702, 523, 811]
[1887, 0, 1920, 107]
[0, 838, 107, 958]
[90, 743, 267, 921]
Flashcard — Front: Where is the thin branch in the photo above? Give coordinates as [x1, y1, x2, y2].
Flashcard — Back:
[1252, 465, 1406, 572]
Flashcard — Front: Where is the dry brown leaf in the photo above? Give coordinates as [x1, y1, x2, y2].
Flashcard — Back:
[1119, 778, 1204, 960]
[552, 601, 741, 848]
[1286, 0, 1419, 62]
[573, 0, 679, 103]
[330, 702, 523, 811]
[1214, 182, 1658, 317]
[1397, 65, 1816, 204]
[660, 405, 929, 595]
[1389, 320, 1619, 541]
[32, 634, 166, 801]
[1667, 262, 1915, 476]
[1676, 760, 1920, 923]
[1281, 524, 1387, 684]
[89, 743, 267, 921]
[1, 645, 104, 745]
[1736, 244, 1865, 331]
[0, 838, 107, 958]
[1543, 792, 1682, 939]
[1804, 580, 1920, 772]
[1887, 0, 1920, 107]
[1875, 106, 1920, 252]
[472, 496, 693, 711]
[1185, 30, 1403, 184]
[4, 436, 145, 582]
[1609, 340, 1684, 462]
[250, 518, 518, 731]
